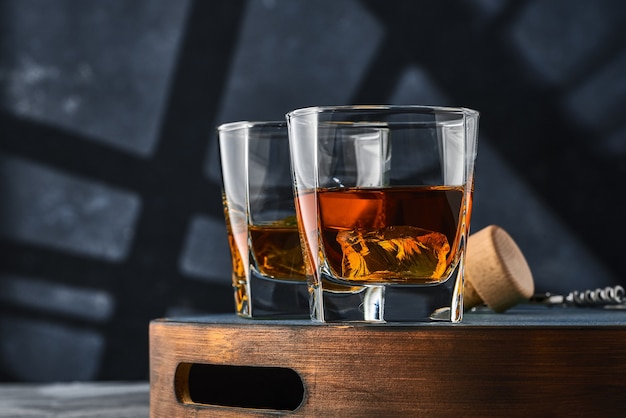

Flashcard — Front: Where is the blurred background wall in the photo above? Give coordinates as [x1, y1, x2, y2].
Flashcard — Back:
[0, 0, 624, 382]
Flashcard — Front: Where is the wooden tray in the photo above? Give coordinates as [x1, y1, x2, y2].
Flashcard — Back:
[149, 306, 626, 417]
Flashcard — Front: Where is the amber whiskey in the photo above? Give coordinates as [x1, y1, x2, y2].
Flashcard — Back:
[249, 217, 306, 281]
[297, 186, 467, 285]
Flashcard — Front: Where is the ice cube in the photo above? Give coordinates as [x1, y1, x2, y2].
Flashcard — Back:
[336, 226, 450, 279]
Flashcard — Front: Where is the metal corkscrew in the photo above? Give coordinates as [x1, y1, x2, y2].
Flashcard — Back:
[530, 285, 626, 309]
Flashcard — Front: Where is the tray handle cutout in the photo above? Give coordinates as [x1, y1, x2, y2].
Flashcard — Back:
[175, 362, 305, 411]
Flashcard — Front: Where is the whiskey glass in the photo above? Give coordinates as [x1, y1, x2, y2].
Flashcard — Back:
[287, 106, 479, 322]
[218, 121, 309, 318]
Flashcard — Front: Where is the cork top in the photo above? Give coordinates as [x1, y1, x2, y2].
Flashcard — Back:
[464, 225, 535, 312]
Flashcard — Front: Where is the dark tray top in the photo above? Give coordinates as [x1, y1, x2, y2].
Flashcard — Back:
[156, 305, 626, 328]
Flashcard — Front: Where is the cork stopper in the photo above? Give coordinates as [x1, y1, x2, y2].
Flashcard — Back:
[464, 225, 534, 312]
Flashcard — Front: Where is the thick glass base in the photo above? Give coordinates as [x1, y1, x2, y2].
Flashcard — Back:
[234, 270, 310, 319]
[310, 266, 464, 323]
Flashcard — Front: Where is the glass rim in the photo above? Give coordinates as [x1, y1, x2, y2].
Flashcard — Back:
[217, 120, 287, 133]
[286, 104, 479, 119]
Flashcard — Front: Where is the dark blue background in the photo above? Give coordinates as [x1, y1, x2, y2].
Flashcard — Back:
[0, 0, 624, 381]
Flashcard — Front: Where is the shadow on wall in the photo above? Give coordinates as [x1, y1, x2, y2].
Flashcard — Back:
[0, 0, 625, 381]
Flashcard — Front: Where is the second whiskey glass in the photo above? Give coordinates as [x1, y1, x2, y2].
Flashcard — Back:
[218, 121, 309, 318]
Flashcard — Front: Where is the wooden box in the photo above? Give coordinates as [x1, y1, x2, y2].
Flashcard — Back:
[149, 307, 626, 417]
